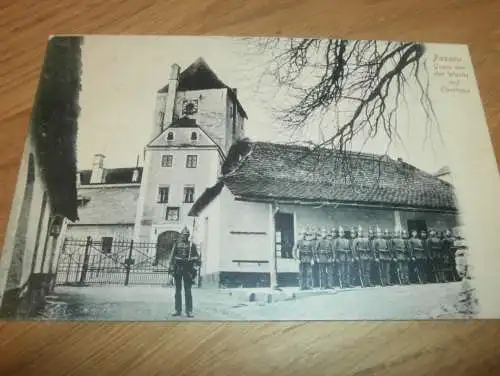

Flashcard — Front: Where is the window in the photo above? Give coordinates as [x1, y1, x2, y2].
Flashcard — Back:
[161, 154, 173, 167]
[186, 155, 198, 168]
[166, 207, 180, 221]
[167, 132, 174, 141]
[102, 237, 113, 254]
[158, 186, 169, 203]
[131, 169, 139, 182]
[183, 186, 195, 203]
[191, 132, 198, 141]
[182, 99, 198, 115]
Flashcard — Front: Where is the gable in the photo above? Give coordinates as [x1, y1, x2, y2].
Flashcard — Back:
[148, 123, 217, 148]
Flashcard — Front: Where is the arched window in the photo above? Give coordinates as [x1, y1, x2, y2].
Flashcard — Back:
[191, 132, 197, 141]
[167, 132, 174, 141]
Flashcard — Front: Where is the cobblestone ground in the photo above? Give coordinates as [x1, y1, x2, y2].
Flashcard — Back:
[37, 282, 464, 321]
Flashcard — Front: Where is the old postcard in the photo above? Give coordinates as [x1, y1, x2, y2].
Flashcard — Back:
[0, 35, 498, 321]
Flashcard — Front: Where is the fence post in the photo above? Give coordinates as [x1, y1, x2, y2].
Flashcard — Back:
[124, 240, 134, 286]
[79, 236, 92, 285]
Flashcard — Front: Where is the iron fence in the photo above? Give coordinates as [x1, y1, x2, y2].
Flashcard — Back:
[55, 237, 180, 286]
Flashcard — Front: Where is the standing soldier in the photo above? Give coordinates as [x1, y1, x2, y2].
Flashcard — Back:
[373, 227, 391, 286]
[383, 229, 395, 284]
[170, 227, 201, 318]
[334, 226, 352, 288]
[391, 229, 410, 285]
[408, 230, 426, 284]
[294, 228, 314, 290]
[401, 229, 412, 284]
[421, 230, 434, 283]
[442, 228, 459, 282]
[352, 226, 372, 287]
[315, 228, 334, 289]
[350, 227, 360, 287]
[312, 228, 322, 288]
[330, 227, 339, 288]
[428, 229, 444, 283]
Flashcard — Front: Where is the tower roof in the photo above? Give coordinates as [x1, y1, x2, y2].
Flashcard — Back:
[158, 57, 248, 119]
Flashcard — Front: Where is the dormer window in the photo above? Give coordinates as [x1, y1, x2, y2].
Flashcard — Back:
[191, 132, 198, 141]
[167, 132, 174, 141]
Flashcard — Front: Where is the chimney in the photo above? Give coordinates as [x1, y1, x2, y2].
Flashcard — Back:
[163, 63, 181, 131]
[90, 153, 105, 184]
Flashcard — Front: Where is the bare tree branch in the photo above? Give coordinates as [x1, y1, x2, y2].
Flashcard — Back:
[245, 37, 437, 188]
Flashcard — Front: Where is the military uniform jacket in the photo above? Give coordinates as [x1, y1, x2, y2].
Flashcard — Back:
[373, 238, 391, 260]
[352, 237, 372, 260]
[334, 237, 351, 257]
[315, 238, 334, 263]
[427, 236, 442, 259]
[171, 240, 200, 275]
[442, 236, 455, 259]
[390, 237, 408, 259]
[297, 239, 314, 263]
[408, 237, 426, 260]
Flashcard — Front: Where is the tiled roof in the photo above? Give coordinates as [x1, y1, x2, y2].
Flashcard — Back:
[158, 57, 248, 119]
[76, 186, 140, 224]
[79, 167, 143, 185]
[221, 141, 458, 211]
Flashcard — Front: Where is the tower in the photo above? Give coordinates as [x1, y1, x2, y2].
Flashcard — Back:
[133, 58, 248, 260]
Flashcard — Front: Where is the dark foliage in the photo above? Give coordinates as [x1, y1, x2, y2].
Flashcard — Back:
[31, 36, 83, 221]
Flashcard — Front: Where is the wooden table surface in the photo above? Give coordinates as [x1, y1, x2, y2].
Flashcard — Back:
[1, 1, 500, 375]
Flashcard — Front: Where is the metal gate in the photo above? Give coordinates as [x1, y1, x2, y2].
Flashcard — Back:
[55, 237, 174, 286]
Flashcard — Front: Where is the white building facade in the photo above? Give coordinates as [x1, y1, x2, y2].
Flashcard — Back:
[65, 58, 248, 267]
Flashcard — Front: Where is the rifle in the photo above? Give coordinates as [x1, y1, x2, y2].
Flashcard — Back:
[354, 244, 364, 288]
[336, 259, 343, 289]
[396, 262, 402, 285]
[165, 242, 176, 285]
[358, 261, 364, 288]
[377, 261, 384, 287]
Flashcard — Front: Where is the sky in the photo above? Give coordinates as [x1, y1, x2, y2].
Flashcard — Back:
[76, 36, 450, 175]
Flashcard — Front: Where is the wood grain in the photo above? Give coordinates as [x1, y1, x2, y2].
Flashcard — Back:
[1, 0, 500, 375]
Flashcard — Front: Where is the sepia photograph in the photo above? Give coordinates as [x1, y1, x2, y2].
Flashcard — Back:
[0, 35, 497, 321]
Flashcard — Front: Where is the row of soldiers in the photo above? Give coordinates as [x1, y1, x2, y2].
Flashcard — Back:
[293, 226, 462, 290]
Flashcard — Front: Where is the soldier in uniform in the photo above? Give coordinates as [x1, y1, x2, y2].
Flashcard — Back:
[352, 226, 372, 287]
[420, 230, 434, 283]
[294, 228, 314, 290]
[349, 227, 360, 287]
[373, 227, 391, 286]
[311, 228, 322, 288]
[390, 228, 410, 285]
[383, 228, 395, 283]
[329, 227, 339, 288]
[442, 228, 459, 282]
[334, 226, 352, 288]
[427, 229, 444, 283]
[170, 227, 200, 318]
[315, 228, 334, 289]
[408, 230, 426, 283]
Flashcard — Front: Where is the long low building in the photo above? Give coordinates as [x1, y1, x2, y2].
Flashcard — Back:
[189, 140, 461, 288]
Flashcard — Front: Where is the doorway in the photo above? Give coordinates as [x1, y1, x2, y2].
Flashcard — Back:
[407, 219, 427, 236]
[275, 212, 294, 259]
[155, 231, 179, 267]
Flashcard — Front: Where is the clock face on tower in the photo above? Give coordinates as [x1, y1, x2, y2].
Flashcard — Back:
[182, 99, 199, 115]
